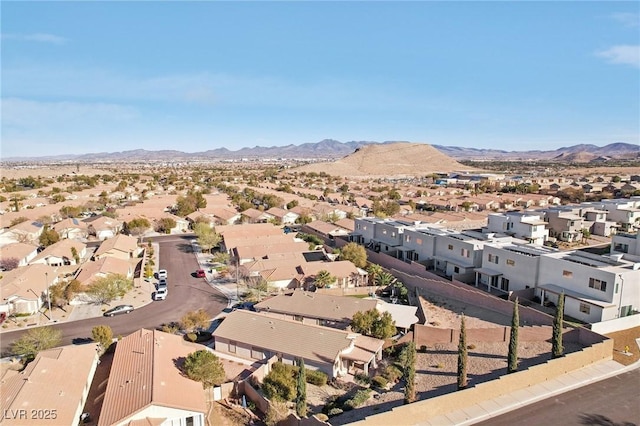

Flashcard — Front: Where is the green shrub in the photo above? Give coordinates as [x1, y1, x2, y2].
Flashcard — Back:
[305, 369, 328, 386]
[327, 408, 344, 417]
[467, 344, 476, 350]
[315, 413, 329, 422]
[353, 372, 371, 386]
[186, 333, 197, 342]
[420, 345, 428, 353]
[371, 375, 388, 389]
[383, 365, 403, 383]
[262, 362, 297, 402]
[343, 389, 371, 410]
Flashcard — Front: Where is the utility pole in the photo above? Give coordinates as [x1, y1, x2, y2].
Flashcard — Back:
[45, 272, 53, 322]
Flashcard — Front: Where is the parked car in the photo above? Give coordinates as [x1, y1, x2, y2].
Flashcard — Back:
[157, 269, 168, 279]
[103, 305, 134, 317]
[157, 279, 168, 291]
[195, 269, 206, 278]
[154, 287, 168, 301]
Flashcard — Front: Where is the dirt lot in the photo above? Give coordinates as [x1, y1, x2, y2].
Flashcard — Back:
[606, 326, 640, 366]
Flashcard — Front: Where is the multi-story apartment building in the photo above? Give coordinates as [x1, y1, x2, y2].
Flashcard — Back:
[485, 211, 549, 245]
[536, 250, 639, 323]
[543, 207, 585, 242]
[475, 243, 557, 293]
[598, 197, 640, 233]
[611, 232, 640, 257]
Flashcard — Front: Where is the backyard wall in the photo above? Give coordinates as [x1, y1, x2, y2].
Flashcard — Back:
[399, 272, 555, 326]
[414, 324, 564, 345]
[348, 331, 613, 426]
[590, 313, 640, 335]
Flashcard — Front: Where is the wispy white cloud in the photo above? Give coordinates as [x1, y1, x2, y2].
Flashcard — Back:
[2, 32, 68, 45]
[610, 12, 640, 27]
[2, 98, 138, 127]
[595, 45, 640, 68]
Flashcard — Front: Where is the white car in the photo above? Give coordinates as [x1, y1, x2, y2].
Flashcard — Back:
[158, 269, 168, 279]
[154, 287, 168, 301]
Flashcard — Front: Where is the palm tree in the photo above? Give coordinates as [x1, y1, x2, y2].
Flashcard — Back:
[366, 263, 384, 286]
[314, 270, 335, 288]
[375, 271, 397, 287]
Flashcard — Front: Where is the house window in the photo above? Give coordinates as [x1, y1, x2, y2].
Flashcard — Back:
[185, 417, 194, 426]
[488, 254, 499, 264]
[506, 259, 515, 266]
[251, 347, 263, 360]
[563, 270, 573, 278]
[405, 235, 411, 243]
[588, 278, 607, 292]
[382, 229, 387, 235]
[228, 341, 236, 354]
[461, 248, 470, 258]
[416, 238, 422, 245]
[413, 252, 419, 261]
[454, 266, 460, 273]
[448, 244, 453, 251]
[293, 315, 303, 322]
[500, 277, 509, 291]
[579, 303, 591, 314]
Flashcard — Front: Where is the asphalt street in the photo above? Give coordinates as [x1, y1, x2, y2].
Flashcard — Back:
[0, 235, 228, 355]
[474, 369, 640, 426]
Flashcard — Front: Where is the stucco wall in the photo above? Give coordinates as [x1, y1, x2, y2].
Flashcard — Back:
[347, 333, 612, 426]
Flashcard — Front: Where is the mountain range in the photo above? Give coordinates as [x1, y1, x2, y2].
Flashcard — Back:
[2, 140, 637, 162]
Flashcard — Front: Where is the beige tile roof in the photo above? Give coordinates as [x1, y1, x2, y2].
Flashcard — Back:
[84, 216, 122, 231]
[0, 264, 57, 300]
[255, 290, 378, 323]
[335, 218, 355, 231]
[213, 310, 370, 365]
[304, 220, 350, 236]
[9, 220, 44, 234]
[216, 223, 282, 239]
[0, 344, 99, 425]
[94, 234, 139, 258]
[299, 260, 360, 279]
[98, 329, 207, 426]
[240, 208, 268, 220]
[0, 242, 38, 262]
[235, 241, 308, 261]
[52, 217, 88, 232]
[223, 234, 295, 251]
[75, 257, 132, 285]
[30, 239, 86, 263]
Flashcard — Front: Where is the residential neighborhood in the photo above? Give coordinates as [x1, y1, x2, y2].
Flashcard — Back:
[0, 156, 638, 426]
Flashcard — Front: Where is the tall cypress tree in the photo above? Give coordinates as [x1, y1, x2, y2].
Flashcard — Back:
[507, 298, 519, 374]
[403, 341, 417, 403]
[295, 358, 307, 417]
[552, 293, 565, 359]
[457, 314, 468, 390]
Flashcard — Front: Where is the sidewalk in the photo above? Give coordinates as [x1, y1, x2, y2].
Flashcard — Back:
[190, 239, 239, 311]
[423, 358, 639, 426]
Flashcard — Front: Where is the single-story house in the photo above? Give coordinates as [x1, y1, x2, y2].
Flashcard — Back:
[29, 239, 87, 267]
[74, 257, 134, 286]
[0, 242, 39, 267]
[94, 234, 140, 261]
[0, 264, 58, 315]
[213, 310, 384, 377]
[98, 329, 207, 426]
[1, 344, 100, 426]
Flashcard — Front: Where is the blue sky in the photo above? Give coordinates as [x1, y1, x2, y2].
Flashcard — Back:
[2, 2, 639, 158]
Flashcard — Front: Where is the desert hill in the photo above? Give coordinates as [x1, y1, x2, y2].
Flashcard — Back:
[294, 142, 473, 177]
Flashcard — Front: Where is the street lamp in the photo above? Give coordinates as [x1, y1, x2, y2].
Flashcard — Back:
[27, 288, 42, 325]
